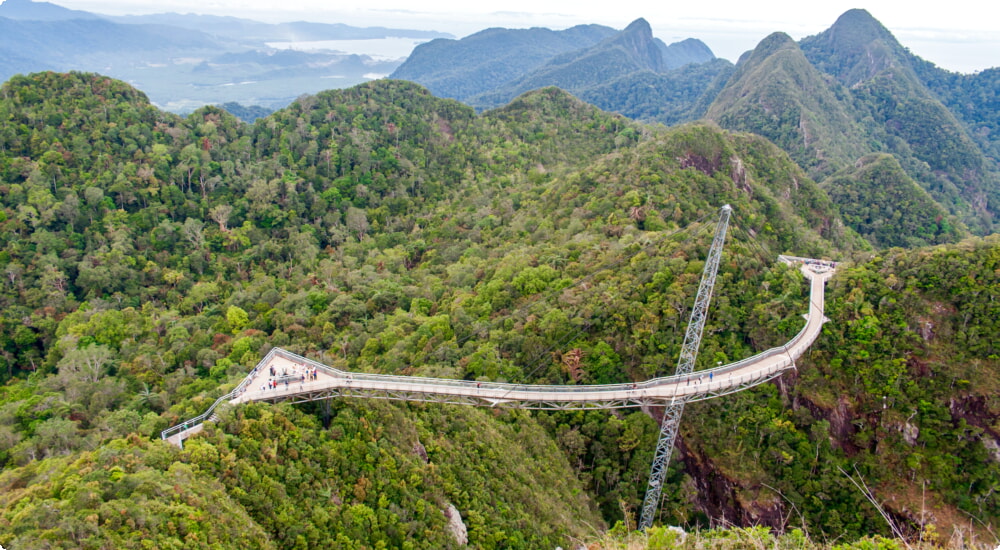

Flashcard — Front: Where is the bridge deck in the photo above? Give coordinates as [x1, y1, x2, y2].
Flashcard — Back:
[163, 261, 833, 444]
[232, 263, 832, 409]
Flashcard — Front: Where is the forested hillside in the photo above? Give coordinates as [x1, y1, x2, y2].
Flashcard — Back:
[0, 72, 997, 548]
[704, 32, 868, 178]
[822, 154, 963, 248]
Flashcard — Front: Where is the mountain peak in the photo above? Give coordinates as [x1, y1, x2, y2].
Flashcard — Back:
[825, 8, 898, 50]
[758, 31, 796, 50]
[737, 32, 798, 69]
[622, 18, 652, 34]
[831, 9, 889, 35]
[605, 17, 666, 72]
[800, 9, 909, 85]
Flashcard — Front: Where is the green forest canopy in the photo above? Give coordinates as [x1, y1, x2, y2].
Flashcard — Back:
[0, 72, 996, 547]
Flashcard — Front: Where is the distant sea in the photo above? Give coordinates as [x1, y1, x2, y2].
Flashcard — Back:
[264, 37, 430, 61]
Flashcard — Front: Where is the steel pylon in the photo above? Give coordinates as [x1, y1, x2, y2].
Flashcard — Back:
[639, 204, 732, 530]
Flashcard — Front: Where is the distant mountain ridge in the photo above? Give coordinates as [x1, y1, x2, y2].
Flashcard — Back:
[471, 19, 703, 100]
[387, 9, 999, 238]
[0, 0, 451, 43]
[0, 16, 224, 59]
[105, 14, 452, 44]
[390, 24, 619, 102]
[393, 18, 721, 126]
[2, 2, 998, 237]
[0, 0, 99, 20]
[0, 0, 450, 111]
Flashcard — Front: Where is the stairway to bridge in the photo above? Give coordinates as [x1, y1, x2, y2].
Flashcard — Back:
[162, 258, 834, 448]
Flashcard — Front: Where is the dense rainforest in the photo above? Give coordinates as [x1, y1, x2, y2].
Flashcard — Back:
[0, 72, 997, 549]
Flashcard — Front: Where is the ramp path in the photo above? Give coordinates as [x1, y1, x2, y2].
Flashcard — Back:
[163, 258, 834, 447]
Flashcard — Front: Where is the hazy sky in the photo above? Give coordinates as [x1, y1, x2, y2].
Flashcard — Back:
[46, 0, 1000, 73]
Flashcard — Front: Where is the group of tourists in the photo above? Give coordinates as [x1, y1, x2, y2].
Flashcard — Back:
[257, 361, 320, 392]
[261, 379, 288, 391]
[684, 371, 715, 386]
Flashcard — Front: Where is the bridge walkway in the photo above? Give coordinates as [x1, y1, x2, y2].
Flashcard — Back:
[163, 260, 833, 445]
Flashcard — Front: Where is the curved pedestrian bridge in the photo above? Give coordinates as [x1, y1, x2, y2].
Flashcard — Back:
[164, 257, 834, 448]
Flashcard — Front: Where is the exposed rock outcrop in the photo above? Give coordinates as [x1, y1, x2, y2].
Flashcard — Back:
[445, 503, 468, 546]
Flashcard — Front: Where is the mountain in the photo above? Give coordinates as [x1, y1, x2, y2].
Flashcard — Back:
[702, 11, 999, 235]
[460, 18, 723, 129]
[391, 18, 720, 122]
[704, 32, 867, 177]
[588, 17, 672, 73]
[0, 16, 224, 61]
[0, 73, 1000, 548]
[915, 65, 1000, 163]
[796, 9, 1000, 233]
[797, 8, 909, 86]
[658, 37, 715, 69]
[570, 58, 733, 126]
[107, 13, 452, 43]
[0, 5, 238, 89]
[469, 19, 713, 107]
[0, 0, 100, 20]
[390, 10, 1000, 236]
[0, 42, 54, 76]
[2, 72, 998, 545]
[220, 101, 274, 122]
[0, 15, 238, 107]
[390, 24, 618, 101]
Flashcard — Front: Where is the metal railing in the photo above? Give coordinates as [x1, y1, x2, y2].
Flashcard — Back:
[248, 308, 818, 401]
[161, 347, 280, 441]
[163, 265, 829, 438]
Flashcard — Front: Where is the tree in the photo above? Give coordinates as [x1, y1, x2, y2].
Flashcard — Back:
[181, 217, 205, 249]
[32, 417, 81, 457]
[227, 305, 250, 334]
[346, 206, 369, 241]
[57, 343, 113, 384]
[209, 203, 233, 231]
